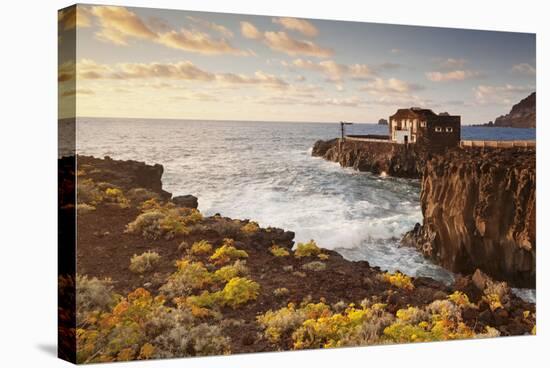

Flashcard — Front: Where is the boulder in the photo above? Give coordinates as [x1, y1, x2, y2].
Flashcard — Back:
[172, 195, 198, 209]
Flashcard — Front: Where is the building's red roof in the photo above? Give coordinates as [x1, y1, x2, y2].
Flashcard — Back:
[390, 107, 456, 120]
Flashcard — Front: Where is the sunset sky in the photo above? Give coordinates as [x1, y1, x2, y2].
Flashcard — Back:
[58, 4, 536, 124]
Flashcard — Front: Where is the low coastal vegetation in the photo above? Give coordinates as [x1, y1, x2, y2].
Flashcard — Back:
[129, 251, 161, 274]
[66, 156, 536, 363]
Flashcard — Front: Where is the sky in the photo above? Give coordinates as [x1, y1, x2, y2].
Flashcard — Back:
[58, 4, 536, 124]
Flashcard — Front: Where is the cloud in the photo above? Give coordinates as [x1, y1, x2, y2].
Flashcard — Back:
[91, 6, 157, 45]
[89, 6, 249, 56]
[360, 78, 424, 94]
[240, 21, 263, 40]
[272, 17, 318, 37]
[258, 95, 363, 107]
[390, 48, 402, 54]
[263, 31, 332, 57]
[473, 84, 534, 105]
[61, 88, 95, 97]
[217, 71, 289, 89]
[241, 21, 331, 57]
[290, 59, 373, 81]
[157, 29, 250, 55]
[437, 58, 468, 69]
[511, 63, 536, 76]
[71, 59, 289, 90]
[58, 60, 76, 82]
[426, 70, 484, 82]
[376, 62, 401, 71]
[116, 61, 216, 81]
[176, 91, 220, 102]
[365, 94, 433, 107]
[58, 6, 92, 30]
[186, 16, 234, 38]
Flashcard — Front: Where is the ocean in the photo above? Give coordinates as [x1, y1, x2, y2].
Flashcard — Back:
[72, 118, 536, 300]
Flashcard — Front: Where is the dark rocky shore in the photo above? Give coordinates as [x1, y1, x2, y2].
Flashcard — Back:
[312, 138, 428, 178]
[59, 155, 535, 363]
[312, 139, 536, 288]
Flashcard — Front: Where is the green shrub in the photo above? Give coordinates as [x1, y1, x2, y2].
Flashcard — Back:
[270, 245, 290, 257]
[301, 261, 326, 272]
[210, 239, 248, 265]
[294, 240, 321, 258]
[129, 251, 161, 274]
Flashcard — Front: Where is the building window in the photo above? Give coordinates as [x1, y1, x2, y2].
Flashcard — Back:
[420, 121, 426, 128]
[435, 126, 443, 132]
[445, 127, 453, 132]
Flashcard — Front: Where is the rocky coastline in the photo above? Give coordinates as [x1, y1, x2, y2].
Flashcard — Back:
[312, 138, 428, 179]
[59, 155, 535, 363]
[312, 139, 536, 288]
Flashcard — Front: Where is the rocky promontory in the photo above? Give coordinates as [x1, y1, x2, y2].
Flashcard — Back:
[402, 147, 536, 288]
[312, 138, 428, 179]
[312, 138, 536, 288]
[494, 92, 536, 128]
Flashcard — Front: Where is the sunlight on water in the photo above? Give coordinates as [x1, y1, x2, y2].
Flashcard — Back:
[74, 118, 534, 299]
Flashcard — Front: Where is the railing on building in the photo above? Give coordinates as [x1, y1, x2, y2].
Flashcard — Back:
[344, 135, 395, 143]
[460, 140, 535, 149]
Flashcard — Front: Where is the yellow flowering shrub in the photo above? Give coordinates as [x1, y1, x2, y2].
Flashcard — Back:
[160, 260, 215, 299]
[76, 288, 230, 363]
[214, 260, 249, 282]
[77, 180, 130, 208]
[241, 221, 260, 234]
[125, 202, 203, 240]
[293, 306, 375, 349]
[104, 187, 130, 208]
[210, 239, 248, 265]
[270, 245, 290, 257]
[184, 276, 259, 311]
[294, 240, 322, 258]
[448, 291, 475, 309]
[189, 240, 213, 256]
[483, 293, 503, 311]
[381, 271, 414, 290]
[221, 277, 260, 308]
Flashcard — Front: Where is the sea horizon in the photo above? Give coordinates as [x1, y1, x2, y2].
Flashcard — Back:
[62, 115, 538, 128]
